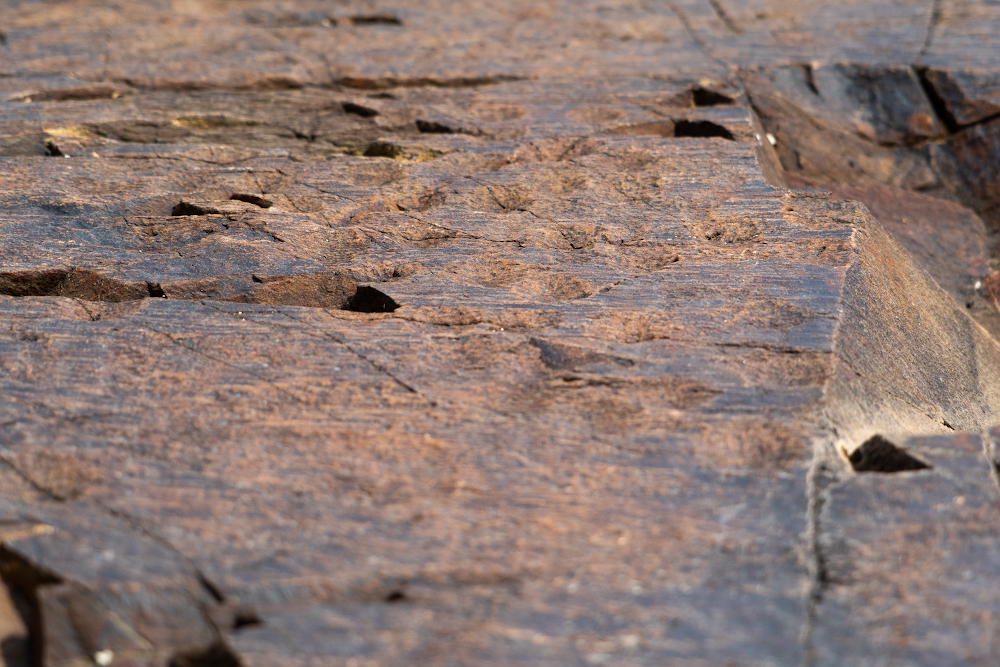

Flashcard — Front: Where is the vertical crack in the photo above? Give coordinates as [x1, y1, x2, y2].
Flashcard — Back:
[706, 0, 743, 34]
[919, 0, 942, 57]
[669, 3, 726, 68]
[915, 66, 960, 133]
[802, 436, 842, 667]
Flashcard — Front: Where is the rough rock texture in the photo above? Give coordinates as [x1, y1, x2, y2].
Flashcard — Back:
[812, 430, 1000, 666]
[1, 1, 1000, 666]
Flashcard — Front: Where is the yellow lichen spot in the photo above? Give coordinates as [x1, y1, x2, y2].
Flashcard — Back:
[44, 126, 94, 138]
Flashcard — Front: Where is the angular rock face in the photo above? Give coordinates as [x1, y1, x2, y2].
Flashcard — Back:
[1, 1, 1000, 666]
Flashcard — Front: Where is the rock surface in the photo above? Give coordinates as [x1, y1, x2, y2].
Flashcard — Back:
[1, 1, 1000, 666]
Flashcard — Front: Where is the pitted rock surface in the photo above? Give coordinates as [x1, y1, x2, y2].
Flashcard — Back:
[2, 1, 1000, 666]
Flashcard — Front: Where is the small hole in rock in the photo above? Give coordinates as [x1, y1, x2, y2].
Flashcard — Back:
[44, 140, 63, 157]
[172, 201, 208, 216]
[363, 141, 404, 158]
[385, 590, 408, 603]
[691, 87, 735, 106]
[147, 282, 166, 298]
[168, 643, 241, 667]
[848, 435, 931, 473]
[673, 120, 735, 140]
[416, 120, 454, 134]
[345, 285, 399, 313]
[230, 193, 272, 208]
[233, 609, 263, 630]
[342, 102, 379, 117]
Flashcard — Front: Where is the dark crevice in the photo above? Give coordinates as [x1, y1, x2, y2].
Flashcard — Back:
[969, 110, 1000, 130]
[847, 435, 932, 472]
[0, 636, 26, 667]
[672, 119, 735, 140]
[229, 193, 272, 208]
[416, 120, 455, 134]
[197, 573, 225, 603]
[916, 69, 1000, 132]
[250, 11, 401, 29]
[345, 285, 400, 313]
[334, 74, 525, 91]
[691, 87, 735, 106]
[920, 0, 942, 57]
[705, 0, 743, 34]
[346, 14, 402, 26]
[0, 546, 62, 667]
[342, 101, 379, 117]
[172, 201, 210, 216]
[808, 464, 837, 596]
[915, 67, 960, 133]
[801, 64, 819, 96]
[44, 140, 63, 157]
[363, 140, 405, 158]
[803, 456, 841, 659]
[232, 609, 263, 630]
[168, 643, 242, 667]
[384, 590, 408, 603]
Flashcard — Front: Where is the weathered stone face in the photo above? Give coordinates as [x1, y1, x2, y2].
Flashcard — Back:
[1, 1, 1000, 666]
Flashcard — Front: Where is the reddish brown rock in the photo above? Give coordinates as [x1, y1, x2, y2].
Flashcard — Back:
[1, 1, 1000, 666]
[782, 174, 1000, 339]
[812, 432, 1000, 666]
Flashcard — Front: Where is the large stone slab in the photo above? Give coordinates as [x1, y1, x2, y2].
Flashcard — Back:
[1, 1, 1000, 666]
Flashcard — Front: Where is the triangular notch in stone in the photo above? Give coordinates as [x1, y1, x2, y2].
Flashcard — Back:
[848, 435, 931, 473]
[345, 285, 399, 313]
